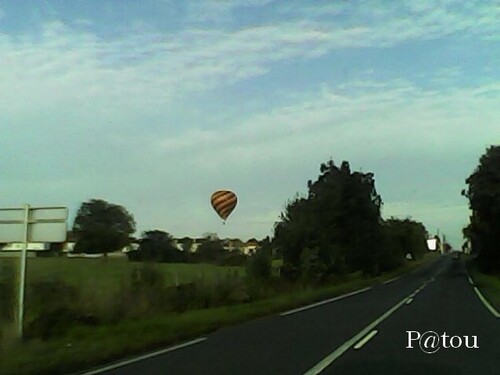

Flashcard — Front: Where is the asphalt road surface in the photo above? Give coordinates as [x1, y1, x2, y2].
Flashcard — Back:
[82, 255, 499, 375]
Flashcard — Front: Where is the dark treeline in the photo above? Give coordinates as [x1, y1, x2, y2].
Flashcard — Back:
[462, 145, 500, 273]
[273, 159, 428, 281]
[127, 231, 249, 266]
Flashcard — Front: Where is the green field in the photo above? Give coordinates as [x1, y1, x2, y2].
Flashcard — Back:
[1, 256, 245, 291]
[0, 257, 247, 333]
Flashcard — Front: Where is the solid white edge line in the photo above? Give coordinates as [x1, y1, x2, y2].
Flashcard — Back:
[81, 337, 208, 375]
[406, 297, 413, 305]
[467, 276, 474, 286]
[353, 330, 378, 350]
[303, 285, 425, 375]
[280, 287, 372, 316]
[473, 287, 500, 318]
[383, 277, 399, 285]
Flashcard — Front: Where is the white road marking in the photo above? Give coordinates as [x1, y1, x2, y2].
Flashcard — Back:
[413, 283, 427, 295]
[467, 276, 474, 286]
[280, 287, 372, 316]
[383, 277, 399, 285]
[303, 283, 427, 375]
[81, 337, 208, 375]
[405, 297, 413, 305]
[473, 287, 500, 318]
[353, 330, 378, 350]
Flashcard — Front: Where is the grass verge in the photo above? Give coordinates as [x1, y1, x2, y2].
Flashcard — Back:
[0, 253, 439, 375]
[467, 258, 500, 313]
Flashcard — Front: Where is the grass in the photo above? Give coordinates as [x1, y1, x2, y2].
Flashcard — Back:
[467, 258, 500, 312]
[1, 257, 245, 313]
[1, 257, 247, 334]
[0, 252, 439, 375]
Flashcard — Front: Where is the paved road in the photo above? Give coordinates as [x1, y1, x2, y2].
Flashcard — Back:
[83, 256, 499, 375]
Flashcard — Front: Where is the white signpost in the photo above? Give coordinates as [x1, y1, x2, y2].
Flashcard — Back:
[0, 204, 68, 338]
[426, 238, 437, 251]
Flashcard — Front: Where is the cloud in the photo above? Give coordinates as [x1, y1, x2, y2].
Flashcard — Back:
[183, 0, 274, 25]
[1, 1, 497, 115]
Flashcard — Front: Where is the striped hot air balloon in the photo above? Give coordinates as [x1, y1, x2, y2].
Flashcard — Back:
[211, 190, 237, 223]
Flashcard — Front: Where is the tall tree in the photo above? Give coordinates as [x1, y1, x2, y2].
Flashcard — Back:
[73, 199, 135, 255]
[274, 159, 385, 279]
[463, 145, 500, 272]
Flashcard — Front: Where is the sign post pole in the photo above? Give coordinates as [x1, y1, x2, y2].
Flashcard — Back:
[17, 203, 30, 339]
[0, 205, 67, 340]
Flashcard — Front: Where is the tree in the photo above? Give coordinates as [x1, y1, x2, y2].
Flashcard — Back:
[463, 145, 500, 272]
[73, 199, 135, 255]
[381, 218, 428, 271]
[137, 230, 186, 263]
[195, 239, 226, 264]
[274, 159, 385, 279]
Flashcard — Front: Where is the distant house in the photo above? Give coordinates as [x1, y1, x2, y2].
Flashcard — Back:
[242, 238, 259, 255]
[116, 234, 263, 255]
[62, 231, 77, 253]
[64, 233, 139, 256]
[173, 237, 196, 252]
[0, 242, 61, 257]
[191, 238, 208, 252]
[202, 232, 219, 241]
[222, 238, 244, 252]
[121, 237, 140, 253]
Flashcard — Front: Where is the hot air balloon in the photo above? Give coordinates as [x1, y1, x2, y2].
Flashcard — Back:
[211, 190, 237, 223]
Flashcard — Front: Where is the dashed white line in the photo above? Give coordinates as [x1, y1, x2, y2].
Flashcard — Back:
[383, 277, 399, 285]
[405, 297, 414, 305]
[353, 330, 378, 350]
[81, 337, 208, 375]
[303, 283, 427, 375]
[280, 287, 372, 316]
[467, 276, 474, 286]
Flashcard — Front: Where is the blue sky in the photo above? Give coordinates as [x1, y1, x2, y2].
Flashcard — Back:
[1, 1, 499, 246]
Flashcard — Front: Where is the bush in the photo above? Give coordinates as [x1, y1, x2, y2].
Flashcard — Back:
[127, 250, 142, 262]
[26, 308, 99, 340]
[246, 249, 272, 281]
[300, 247, 327, 283]
[217, 251, 248, 266]
[115, 263, 170, 317]
[0, 262, 16, 323]
[25, 278, 85, 340]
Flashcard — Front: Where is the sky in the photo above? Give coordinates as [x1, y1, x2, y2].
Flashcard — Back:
[1, 1, 499, 247]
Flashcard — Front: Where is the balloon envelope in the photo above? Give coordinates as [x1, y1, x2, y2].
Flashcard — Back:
[211, 190, 237, 221]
